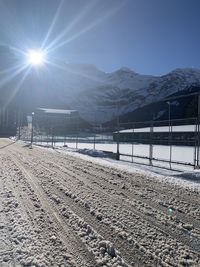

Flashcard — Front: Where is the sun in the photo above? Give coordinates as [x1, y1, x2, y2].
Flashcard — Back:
[27, 49, 46, 66]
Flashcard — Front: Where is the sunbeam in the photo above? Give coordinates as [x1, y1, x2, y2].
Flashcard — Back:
[0, 64, 28, 89]
[0, 42, 27, 58]
[41, 0, 65, 49]
[45, 60, 103, 84]
[3, 66, 32, 109]
[9, 45, 28, 57]
[45, 1, 125, 55]
[0, 63, 25, 75]
[44, 0, 97, 53]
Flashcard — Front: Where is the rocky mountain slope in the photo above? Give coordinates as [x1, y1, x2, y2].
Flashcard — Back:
[58, 65, 200, 123]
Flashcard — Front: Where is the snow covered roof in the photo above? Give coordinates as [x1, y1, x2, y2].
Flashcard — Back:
[119, 124, 196, 133]
[37, 108, 77, 115]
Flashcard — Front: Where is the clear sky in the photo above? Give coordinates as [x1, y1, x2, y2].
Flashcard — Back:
[0, 0, 200, 75]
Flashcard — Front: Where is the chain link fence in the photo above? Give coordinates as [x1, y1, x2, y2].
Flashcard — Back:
[115, 117, 198, 170]
[19, 113, 200, 171]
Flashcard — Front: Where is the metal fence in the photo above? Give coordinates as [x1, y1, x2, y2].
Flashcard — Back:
[19, 114, 200, 171]
[115, 117, 199, 171]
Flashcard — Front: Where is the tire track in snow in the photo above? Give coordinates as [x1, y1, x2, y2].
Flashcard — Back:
[8, 147, 200, 267]
[8, 153, 130, 267]
[0, 166, 16, 266]
[14, 149, 200, 250]
[2, 153, 96, 267]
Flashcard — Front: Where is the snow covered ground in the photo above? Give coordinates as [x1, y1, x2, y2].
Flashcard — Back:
[1, 138, 200, 266]
[35, 139, 195, 171]
[55, 146, 200, 190]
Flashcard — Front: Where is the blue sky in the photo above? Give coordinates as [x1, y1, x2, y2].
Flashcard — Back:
[0, 0, 200, 75]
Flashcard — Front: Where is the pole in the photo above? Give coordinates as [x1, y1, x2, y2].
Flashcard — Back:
[116, 101, 120, 160]
[149, 121, 153, 166]
[18, 110, 21, 140]
[167, 102, 172, 169]
[76, 116, 79, 150]
[93, 134, 96, 150]
[132, 124, 134, 163]
[30, 112, 34, 148]
[93, 112, 96, 151]
[51, 127, 54, 149]
[64, 116, 67, 147]
[194, 118, 198, 168]
[196, 95, 200, 168]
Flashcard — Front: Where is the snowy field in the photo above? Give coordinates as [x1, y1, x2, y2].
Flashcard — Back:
[1, 138, 200, 266]
[35, 139, 196, 171]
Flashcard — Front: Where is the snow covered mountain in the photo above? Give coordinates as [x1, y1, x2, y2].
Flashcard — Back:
[6, 59, 200, 124]
[2, 45, 199, 124]
[55, 65, 200, 123]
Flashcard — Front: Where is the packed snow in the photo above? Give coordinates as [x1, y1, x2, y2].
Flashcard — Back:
[35, 139, 195, 170]
[1, 138, 200, 267]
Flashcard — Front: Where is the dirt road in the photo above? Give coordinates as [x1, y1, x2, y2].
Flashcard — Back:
[0, 139, 200, 267]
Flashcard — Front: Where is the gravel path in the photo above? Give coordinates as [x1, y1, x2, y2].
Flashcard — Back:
[0, 139, 200, 267]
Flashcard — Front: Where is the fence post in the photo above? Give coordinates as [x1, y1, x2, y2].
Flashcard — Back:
[196, 117, 200, 168]
[132, 124, 134, 163]
[47, 119, 49, 146]
[116, 127, 120, 160]
[93, 133, 96, 150]
[30, 112, 34, 148]
[196, 95, 200, 168]
[51, 127, 54, 149]
[76, 117, 79, 151]
[64, 135, 66, 146]
[149, 122, 153, 166]
[116, 106, 120, 160]
[18, 110, 21, 140]
[169, 123, 172, 170]
[194, 118, 198, 168]
[76, 135, 78, 150]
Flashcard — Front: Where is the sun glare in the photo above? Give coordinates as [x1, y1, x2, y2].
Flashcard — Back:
[27, 50, 46, 66]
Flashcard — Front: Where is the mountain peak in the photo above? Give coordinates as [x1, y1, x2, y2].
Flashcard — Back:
[115, 67, 138, 75]
[118, 67, 135, 72]
[170, 67, 200, 75]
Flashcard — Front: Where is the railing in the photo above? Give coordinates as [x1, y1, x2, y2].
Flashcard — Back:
[115, 118, 198, 170]
[19, 116, 200, 171]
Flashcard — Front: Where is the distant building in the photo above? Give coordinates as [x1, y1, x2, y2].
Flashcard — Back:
[32, 108, 80, 136]
[36, 108, 78, 117]
[113, 125, 196, 146]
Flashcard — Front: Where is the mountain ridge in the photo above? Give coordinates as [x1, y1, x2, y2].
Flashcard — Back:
[58, 64, 200, 123]
[1, 48, 200, 124]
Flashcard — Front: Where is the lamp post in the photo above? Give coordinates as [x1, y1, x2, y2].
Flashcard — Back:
[30, 112, 34, 148]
